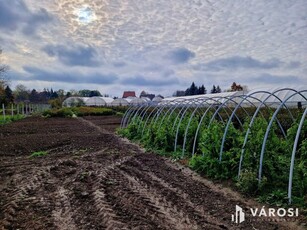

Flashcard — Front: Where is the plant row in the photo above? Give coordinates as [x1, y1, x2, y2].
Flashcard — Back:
[119, 112, 307, 208]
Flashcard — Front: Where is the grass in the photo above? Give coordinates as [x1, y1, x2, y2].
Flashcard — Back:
[0, 114, 25, 125]
[43, 106, 117, 117]
[29, 151, 48, 158]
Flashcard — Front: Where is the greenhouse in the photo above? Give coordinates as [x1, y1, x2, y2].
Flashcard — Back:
[62, 97, 89, 107]
[85, 97, 114, 106]
[152, 96, 164, 104]
[120, 87, 307, 205]
[129, 97, 148, 106]
[110, 98, 130, 106]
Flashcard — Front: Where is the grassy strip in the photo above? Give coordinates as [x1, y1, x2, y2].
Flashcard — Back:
[0, 114, 25, 125]
[43, 107, 116, 117]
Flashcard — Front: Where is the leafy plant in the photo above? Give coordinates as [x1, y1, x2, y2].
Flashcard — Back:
[29, 151, 48, 158]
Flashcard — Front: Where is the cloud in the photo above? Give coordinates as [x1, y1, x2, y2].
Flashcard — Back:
[249, 73, 302, 84]
[121, 75, 179, 86]
[166, 48, 195, 64]
[113, 61, 126, 68]
[286, 61, 301, 69]
[195, 56, 283, 72]
[21, 66, 117, 84]
[42, 44, 101, 67]
[0, 0, 52, 35]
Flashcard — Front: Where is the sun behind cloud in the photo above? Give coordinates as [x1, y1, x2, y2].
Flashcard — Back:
[74, 5, 97, 25]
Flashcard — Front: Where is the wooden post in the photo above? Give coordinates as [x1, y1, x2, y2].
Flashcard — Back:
[11, 103, 14, 116]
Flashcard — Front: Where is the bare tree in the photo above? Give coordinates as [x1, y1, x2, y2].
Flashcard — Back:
[0, 48, 9, 86]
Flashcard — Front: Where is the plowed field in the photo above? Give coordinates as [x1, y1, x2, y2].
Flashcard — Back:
[0, 116, 303, 229]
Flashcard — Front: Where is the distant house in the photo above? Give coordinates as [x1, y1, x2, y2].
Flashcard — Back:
[122, 91, 136, 98]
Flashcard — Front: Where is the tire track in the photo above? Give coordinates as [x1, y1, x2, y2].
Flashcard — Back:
[52, 186, 77, 230]
[116, 169, 201, 230]
[119, 161, 228, 229]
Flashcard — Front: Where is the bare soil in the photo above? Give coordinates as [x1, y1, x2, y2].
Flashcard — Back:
[0, 116, 304, 229]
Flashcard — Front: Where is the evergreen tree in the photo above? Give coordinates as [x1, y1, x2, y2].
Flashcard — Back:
[211, 85, 217, 94]
[29, 89, 39, 103]
[190, 82, 198, 95]
[4, 86, 14, 104]
[198, 85, 206, 94]
[216, 85, 222, 93]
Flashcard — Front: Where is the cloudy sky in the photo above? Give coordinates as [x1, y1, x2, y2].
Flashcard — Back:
[0, 0, 306, 97]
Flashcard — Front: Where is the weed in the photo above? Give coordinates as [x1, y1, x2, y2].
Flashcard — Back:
[29, 151, 48, 158]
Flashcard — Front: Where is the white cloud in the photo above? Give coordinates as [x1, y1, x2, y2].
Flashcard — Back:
[2, 0, 306, 96]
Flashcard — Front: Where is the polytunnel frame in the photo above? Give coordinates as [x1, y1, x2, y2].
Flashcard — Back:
[181, 96, 235, 156]
[173, 99, 205, 152]
[126, 103, 153, 132]
[152, 99, 190, 128]
[120, 89, 307, 205]
[186, 94, 268, 158]
[156, 99, 191, 132]
[176, 96, 237, 154]
[258, 90, 307, 185]
[134, 102, 165, 132]
[121, 106, 135, 128]
[141, 100, 183, 135]
[122, 104, 146, 128]
[288, 107, 307, 204]
[191, 95, 249, 156]
[219, 92, 290, 163]
[142, 98, 185, 134]
[238, 88, 299, 179]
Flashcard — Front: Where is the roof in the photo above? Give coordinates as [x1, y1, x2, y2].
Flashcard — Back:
[123, 91, 136, 98]
[110, 98, 129, 106]
[162, 91, 243, 103]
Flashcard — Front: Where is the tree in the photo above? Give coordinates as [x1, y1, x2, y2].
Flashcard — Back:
[79, 89, 91, 97]
[185, 82, 198, 96]
[216, 85, 222, 93]
[14, 84, 29, 102]
[230, 82, 243, 91]
[0, 48, 9, 105]
[4, 86, 14, 104]
[211, 85, 217, 94]
[89, 90, 102, 97]
[198, 85, 206, 95]
[0, 48, 8, 81]
[29, 89, 39, 103]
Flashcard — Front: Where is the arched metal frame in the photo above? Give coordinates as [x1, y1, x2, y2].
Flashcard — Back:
[258, 90, 307, 184]
[180, 96, 235, 156]
[238, 88, 299, 178]
[288, 107, 307, 204]
[121, 88, 307, 203]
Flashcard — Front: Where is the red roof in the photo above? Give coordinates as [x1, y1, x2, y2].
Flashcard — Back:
[122, 91, 136, 98]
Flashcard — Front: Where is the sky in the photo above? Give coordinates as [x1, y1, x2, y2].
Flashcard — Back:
[0, 0, 306, 97]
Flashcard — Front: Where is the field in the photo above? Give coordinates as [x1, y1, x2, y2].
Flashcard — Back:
[0, 116, 304, 229]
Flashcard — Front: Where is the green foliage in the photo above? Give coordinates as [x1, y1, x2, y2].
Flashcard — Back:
[43, 107, 116, 117]
[120, 111, 307, 208]
[236, 169, 267, 194]
[29, 151, 48, 158]
[0, 114, 25, 125]
[43, 107, 74, 117]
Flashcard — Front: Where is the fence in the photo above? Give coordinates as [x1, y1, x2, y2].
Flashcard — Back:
[1, 103, 50, 123]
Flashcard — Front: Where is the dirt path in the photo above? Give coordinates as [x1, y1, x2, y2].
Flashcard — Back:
[0, 116, 303, 229]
